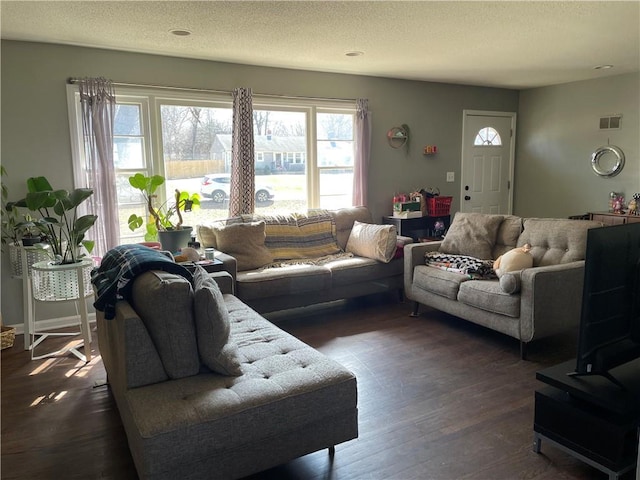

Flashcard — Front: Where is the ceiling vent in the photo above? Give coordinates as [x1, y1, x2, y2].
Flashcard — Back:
[599, 114, 622, 130]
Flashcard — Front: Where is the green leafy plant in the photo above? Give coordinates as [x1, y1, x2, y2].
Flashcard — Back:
[14, 176, 97, 264]
[1, 166, 22, 250]
[127, 173, 200, 242]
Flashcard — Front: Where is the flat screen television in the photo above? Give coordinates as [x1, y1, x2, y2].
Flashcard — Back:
[574, 221, 640, 388]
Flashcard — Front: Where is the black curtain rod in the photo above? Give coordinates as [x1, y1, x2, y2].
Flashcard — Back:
[67, 78, 356, 104]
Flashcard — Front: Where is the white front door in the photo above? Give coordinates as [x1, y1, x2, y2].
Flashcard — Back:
[460, 111, 516, 214]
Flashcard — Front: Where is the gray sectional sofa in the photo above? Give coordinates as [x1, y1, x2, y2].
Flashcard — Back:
[197, 206, 410, 313]
[95, 266, 358, 480]
[404, 213, 603, 357]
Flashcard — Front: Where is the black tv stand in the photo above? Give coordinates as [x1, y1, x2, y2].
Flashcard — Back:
[534, 359, 640, 479]
[567, 370, 633, 395]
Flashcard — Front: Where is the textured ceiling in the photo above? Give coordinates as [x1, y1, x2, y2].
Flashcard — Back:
[1, 1, 639, 89]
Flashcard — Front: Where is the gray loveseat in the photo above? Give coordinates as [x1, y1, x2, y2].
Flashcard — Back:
[404, 213, 603, 357]
[197, 206, 410, 313]
[96, 266, 358, 480]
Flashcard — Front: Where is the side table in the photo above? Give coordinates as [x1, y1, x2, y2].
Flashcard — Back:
[30, 258, 94, 362]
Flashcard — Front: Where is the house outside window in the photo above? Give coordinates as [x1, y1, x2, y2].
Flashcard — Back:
[67, 85, 355, 242]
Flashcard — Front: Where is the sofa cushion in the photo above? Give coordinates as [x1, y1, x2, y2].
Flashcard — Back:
[235, 264, 332, 301]
[457, 280, 521, 317]
[346, 221, 397, 263]
[258, 210, 342, 260]
[325, 255, 403, 286]
[213, 221, 273, 271]
[492, 215, 523, 259]
[440, 212, 504, 260]
[517, 218, 602, 266]
[130, 271, 200, 380]
[192, 267, 243, 376]
[412, 264, 471, 300]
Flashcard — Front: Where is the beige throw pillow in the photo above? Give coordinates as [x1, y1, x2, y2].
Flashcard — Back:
[346, 221, 397, 263]
[213, 221, 273, 271]
[439, 212, 504, 260]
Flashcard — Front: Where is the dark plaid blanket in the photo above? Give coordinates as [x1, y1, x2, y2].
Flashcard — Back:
[92, 244, 192, 320]
[425, 252, 496, 279]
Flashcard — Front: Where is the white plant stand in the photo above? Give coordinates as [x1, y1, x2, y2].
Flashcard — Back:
[8, 244, 51, 350]
[30, 258, 94, 362]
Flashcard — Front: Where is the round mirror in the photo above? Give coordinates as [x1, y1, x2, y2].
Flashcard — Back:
[591, 145, 625, 177]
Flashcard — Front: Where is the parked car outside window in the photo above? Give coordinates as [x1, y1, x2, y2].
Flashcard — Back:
[200, 173, 275, 203]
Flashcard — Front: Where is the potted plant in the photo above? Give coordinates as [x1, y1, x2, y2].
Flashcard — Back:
[1, 167, 22, 251]
[13, 176, 97, 264]
[127, 173, 200, 252]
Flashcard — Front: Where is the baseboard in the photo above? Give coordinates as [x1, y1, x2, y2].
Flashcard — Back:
[10, 313, 97, 336]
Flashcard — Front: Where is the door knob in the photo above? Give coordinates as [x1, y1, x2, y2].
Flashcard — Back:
[464, 195, 471, 201]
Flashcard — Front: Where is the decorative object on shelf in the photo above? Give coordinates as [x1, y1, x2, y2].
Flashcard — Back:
[628, 194, 639, 215]
[591, 144, 625, 177]
[12, 176, 97, 264]
[423, 145, 438, 155]
[387, 124, 410, 149]
[612, 194, 625, 214]
[127, 173, 200, 252]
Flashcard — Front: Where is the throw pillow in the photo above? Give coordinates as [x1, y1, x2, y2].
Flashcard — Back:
[213, 221, 273, 271]
[439, 212, 504, 260]
[192, 266, 243, 376]
[346, 221, 397, 263]
[499, 271, 522, 294]
[130, 270, 200, 380]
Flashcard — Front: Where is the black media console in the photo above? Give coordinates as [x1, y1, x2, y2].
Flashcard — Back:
[533, 359, 640, 479]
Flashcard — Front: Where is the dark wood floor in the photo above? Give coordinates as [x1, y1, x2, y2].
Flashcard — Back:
[1, 295, 630, 480]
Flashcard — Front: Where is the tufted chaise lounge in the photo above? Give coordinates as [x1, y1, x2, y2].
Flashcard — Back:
[95, 269, 358, 480]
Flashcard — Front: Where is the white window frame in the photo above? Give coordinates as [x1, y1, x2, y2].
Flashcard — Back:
[68, 85, 355, 214]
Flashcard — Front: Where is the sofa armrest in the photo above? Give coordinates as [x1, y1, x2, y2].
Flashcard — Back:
[215, 252, 237, 283]
[403, 241, 442, 293]
[519, 260, 585, 342]
[209, 271, 234, 294]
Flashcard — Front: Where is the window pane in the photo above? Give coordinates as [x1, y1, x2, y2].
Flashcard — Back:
[318, 140, 354, 167]
[317, 113, 353, 140]
[252, 109, 307, 214]
[317, 112, 354, 208]
[474, 127, 502, 146]
[160, 104, 233, 225]
[319, 168, 353, 209]
[114, 105, 141, 135]
[113, 137, 144, 169]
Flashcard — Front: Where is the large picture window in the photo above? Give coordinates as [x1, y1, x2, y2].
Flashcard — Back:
[68, 86, 356, 244]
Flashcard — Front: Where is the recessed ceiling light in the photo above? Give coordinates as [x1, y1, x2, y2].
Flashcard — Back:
[169, 29, 192, 37]
[345, 51, 364, 57]
[593, 64, 613, 70]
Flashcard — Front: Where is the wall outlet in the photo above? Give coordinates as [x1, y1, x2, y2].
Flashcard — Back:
[446, 172, 455, 182]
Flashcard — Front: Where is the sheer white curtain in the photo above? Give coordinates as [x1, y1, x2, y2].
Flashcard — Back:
[229, 87, 255, 216]
[353, 98, 371, 207]
[78, 77, 118, 257]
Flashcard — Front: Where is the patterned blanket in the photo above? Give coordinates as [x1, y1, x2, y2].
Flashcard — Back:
[425, 252, 496, 279]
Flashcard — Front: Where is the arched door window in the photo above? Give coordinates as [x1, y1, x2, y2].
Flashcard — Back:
[474, 127, 502, 146]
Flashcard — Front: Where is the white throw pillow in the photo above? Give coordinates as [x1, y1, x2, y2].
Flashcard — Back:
[346, 221, 397, 263]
